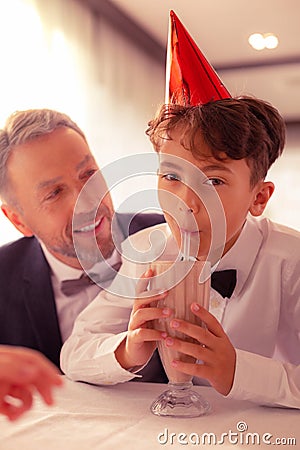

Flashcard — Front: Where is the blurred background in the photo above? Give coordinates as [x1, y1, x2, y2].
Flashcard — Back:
[0, 0, 299, 245]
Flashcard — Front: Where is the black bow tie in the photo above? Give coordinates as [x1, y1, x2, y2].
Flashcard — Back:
[211, 269, 237, 298]
[61, 262, 122, 296]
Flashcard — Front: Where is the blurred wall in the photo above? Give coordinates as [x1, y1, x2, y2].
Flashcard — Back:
[0, 0, 299, 247]
[0, 0, 164, 245]
[263, 123, 300, 229]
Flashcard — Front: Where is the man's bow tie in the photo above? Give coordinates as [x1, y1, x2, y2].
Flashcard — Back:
[61, 262, 122, 296]
[211, 269, 237, 298]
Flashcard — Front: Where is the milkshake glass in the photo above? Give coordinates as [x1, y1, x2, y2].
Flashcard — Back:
[149, 259, 211, 417]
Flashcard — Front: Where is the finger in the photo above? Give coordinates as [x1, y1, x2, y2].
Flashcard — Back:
[0, 402, 25, 421]
[27, 363, 63, 405]
[170, 345, 236, 396]
[136, 277, 150, 296]
[29, 374, 62, 406]
[170, 359, 211, 380]
[191, 304, 225, 337]
[37, 363, 63, 387]
[32, 381, 55, 406]
[129, 306, 172, 330]
[2, 386, 33, 421]
[164, 336, 213, 364]
[1, 399, 31, 422]
[0, 356, 39, 385]
[0, 382, 10, 403]
[129, 328, 166, 344]
[135, 269, 153, 295]
[168, 318, 213, 348]
[9, 386, 33, 410]
[132, 291, 168, 313]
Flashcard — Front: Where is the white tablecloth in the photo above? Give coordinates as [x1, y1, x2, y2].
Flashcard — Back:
[0, 378, 299, 450]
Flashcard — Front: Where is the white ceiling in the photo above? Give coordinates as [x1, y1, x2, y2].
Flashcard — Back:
[110, 0, 300, 122]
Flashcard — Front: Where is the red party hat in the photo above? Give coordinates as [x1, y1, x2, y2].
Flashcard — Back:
[165, 10, 231, 105]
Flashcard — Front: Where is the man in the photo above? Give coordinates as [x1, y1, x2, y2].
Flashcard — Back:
[0, 108, 164, 368]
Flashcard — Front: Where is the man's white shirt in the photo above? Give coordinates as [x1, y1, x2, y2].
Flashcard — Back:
[41, 243, 121, 342]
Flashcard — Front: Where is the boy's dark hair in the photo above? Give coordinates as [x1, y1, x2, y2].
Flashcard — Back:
[146, 96, 286, 186]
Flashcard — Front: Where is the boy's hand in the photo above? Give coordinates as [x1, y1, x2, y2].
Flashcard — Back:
[163, 303, 236, 395]
[115, 269, 170, 370]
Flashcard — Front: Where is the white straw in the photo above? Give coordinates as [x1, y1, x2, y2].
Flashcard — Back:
[182, 230, 191, 260]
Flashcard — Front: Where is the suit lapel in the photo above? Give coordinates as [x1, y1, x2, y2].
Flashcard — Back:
[22, 238, 62, 367]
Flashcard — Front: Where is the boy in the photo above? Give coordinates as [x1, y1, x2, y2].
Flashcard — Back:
[61, 96, 300, 408]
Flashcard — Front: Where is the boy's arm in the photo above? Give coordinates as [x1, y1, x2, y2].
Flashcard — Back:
[227, 349, 300, 408]
[228, 255, 300, 408]
[60, 269, 168, 385]
[60, 286, 139, 385]
[164, 303, 300, 408]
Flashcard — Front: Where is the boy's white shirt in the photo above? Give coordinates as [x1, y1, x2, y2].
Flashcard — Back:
[61, 216, 300, 408]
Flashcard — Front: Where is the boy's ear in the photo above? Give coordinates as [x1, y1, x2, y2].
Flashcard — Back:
[249, 181, 275, 217]
[1, 204, 34, 237]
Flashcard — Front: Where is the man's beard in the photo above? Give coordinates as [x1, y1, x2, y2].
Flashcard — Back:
[73, 232, 115, 264]
[72, 205, 116, 265]
[42, 213, 115, 266]
[44, 231, 115, 266]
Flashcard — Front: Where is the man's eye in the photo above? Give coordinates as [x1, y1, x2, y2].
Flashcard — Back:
[160, 173, 181, 182]
[45, 188, 62, 201]
[204, 178, 224, 186]
[81, 169, 97, 180]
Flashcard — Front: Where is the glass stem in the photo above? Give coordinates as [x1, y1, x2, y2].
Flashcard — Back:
[168, 381, 193, 391]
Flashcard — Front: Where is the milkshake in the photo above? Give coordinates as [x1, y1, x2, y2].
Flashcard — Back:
[149, 260, 210, 383]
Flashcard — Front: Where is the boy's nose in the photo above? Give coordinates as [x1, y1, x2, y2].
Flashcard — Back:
[180, 187, 200, 215]
[185, 202, 199, 215]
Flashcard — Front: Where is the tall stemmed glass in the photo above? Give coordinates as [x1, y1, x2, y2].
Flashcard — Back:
[149, 256, 211, 417]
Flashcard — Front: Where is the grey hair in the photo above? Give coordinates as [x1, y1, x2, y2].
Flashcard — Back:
[0, 109, 86, 202]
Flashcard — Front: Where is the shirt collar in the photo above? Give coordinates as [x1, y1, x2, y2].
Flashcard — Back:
[40, 242, 82, 283]
[172, 216, 263, 297]
[216, 215, 264, 296]
[40, 242, 121, 283]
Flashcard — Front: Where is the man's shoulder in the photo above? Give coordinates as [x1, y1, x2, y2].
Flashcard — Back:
[121, 222, 171, 263]
[0, 236, 42, 270]
[116, 212, 165, 238]
[127, 222, 169, 241]
[0, 236, 38, 256]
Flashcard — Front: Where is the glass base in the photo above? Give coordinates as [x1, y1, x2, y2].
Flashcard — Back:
[150, 382, 211, 418]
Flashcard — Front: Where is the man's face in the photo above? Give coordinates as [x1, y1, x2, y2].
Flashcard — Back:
[157, 129, 265, 259]
[4, 127, 115, 268]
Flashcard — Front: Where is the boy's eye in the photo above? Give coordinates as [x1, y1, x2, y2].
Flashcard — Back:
[204, 178, 224, 186]
[159, 173, 181, 182]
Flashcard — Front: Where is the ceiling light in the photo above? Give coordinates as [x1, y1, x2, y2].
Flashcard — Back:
[248, 33, 279, 51]
[264, 34, 279, 49]
[248, 33, 265, 50]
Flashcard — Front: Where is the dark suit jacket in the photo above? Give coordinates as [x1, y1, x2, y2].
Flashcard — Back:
[0, 213, 167, 382]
